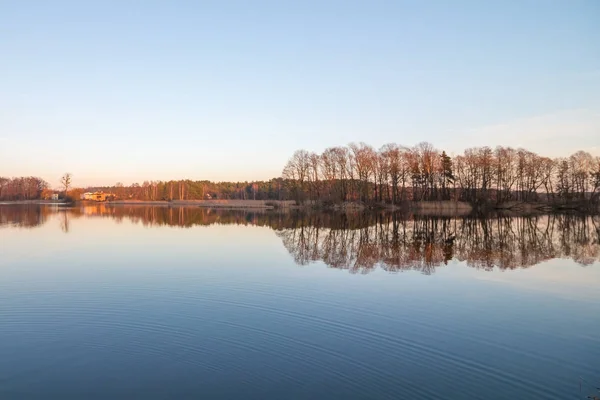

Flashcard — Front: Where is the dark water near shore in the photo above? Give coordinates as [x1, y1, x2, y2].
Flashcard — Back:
[1, 205, 599, 399]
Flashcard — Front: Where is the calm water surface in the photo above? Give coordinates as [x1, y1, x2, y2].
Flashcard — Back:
[1, 205, 599, 399]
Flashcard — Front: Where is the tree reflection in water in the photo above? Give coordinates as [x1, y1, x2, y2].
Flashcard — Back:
[277, 213, 600, 273]
[2, 205, 599, 272]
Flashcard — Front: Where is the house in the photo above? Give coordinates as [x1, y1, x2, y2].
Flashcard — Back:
[81, 192, 113, 202]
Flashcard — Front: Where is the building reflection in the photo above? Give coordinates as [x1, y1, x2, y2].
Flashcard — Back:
[2, 205, 599, 272]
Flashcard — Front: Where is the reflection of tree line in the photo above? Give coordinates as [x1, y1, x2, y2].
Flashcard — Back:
[276, 214, 600, 273]
[74, 205, 301, 229]
[0, 205, 55, 228]
[2, 205, 599, 271]
[69, 205, 396, 231]
[0, 205, 314, 230]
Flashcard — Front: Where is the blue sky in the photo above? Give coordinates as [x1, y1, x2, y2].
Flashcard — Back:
[1, 1, 599, 187]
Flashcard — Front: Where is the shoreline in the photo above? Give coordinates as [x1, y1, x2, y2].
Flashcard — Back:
[0, 200, 68, 206]
[104, 200, 298, 209]
[1, 199, 597, 214]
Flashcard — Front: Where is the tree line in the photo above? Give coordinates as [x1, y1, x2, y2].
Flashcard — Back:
[3, 143, 600, 207]
[1, 175, 289, 202]
[281, 142, 600, 205]
[0, 176, 50, 201]
[87, 179, 291, 201]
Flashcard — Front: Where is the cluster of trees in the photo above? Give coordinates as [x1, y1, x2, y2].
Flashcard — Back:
[0, 176, 50, 201]
[0, 173, 76, 202]
[282, 143, 600, 205]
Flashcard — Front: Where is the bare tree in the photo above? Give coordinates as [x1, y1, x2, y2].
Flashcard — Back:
[0, 177, 8, 199]
[60, 173, 72, 196]
[590, 156, 600, 204]
[349, 142, 376, 202]
[282, 150, 311, 202]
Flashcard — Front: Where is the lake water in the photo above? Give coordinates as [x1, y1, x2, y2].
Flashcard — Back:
[1, 205, 599, 399]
